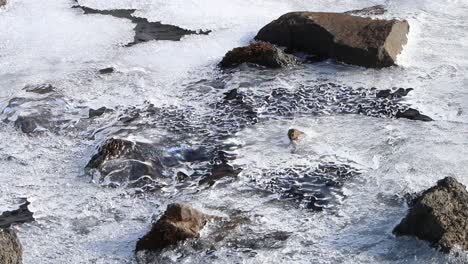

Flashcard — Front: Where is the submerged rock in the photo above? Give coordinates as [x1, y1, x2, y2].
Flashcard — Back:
[0, 229, 22, 264]
[394, 177, 468, 252]
[86, 138, 164, 187]
[88, 107, 110, 118]
[255, 12, 409, 68]
[0, 200, 34, 228]
[344, 5, 387, 16]
[135, 203, 213, 253]
[220, 42, 297, 68]
[396, 108, 433, 122]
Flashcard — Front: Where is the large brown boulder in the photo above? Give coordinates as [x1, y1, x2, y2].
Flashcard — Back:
[0, 229, 22, 264]
[220, 42, 296, 68]
[393, 177, 468, 252]
[135, 203, 214, 252]
[255, 12, 409, 68]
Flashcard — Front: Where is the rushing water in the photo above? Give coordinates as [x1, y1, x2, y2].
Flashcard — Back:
[1, 0, 468, 263]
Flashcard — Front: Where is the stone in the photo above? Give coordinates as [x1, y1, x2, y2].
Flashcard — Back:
[255, 12, 409, 68]
[135, 203, 213, 252]
[288, 128, 305, 143]
[0, 201, 34, 229]
[220, 42, 297, 68]
[86, 138, 164, 186]
[88, 107, 110, 118]
[393, 177, 468, 252]
[98, 67, 114, 74]
[396, 108, 433, 122]
[0, 0, 6, 7]
[0, 229, 22, 264]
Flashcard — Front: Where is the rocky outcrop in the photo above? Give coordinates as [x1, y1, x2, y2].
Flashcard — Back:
[394, 177, 468, 252]
[396, 108, 433, 122]
[135, 203, 214, 252]
[86, 138, 164, 187]
[0, 229, 22, 264]
[220, 42, 297, 68]
[0, 201, 34, 229]
[255, 12, 409, 68]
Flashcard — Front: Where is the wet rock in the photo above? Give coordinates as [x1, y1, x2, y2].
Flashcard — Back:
[393, 177, 468, 252]
[98, 67, 114, 74]
[88, 107, 110, 118]
[0, 0, 6, 7]
[2, 88, 83, 134]
[396, 108, 433, 122]
[220, 42, 297, 68]
[0, 200, 34, 228]
[0, 229, 22, 264]
[73, 4, 209, 46]
[23, 84, 55, 95]
[288, 128, 305, 143]
[376, 88, 413, 99]
[135, 203, 214, 252]
[199, 151, 242, 185]
[255, 12, 409, 68]
[86, 138, 165, 187]
[344, 5, 387, 16]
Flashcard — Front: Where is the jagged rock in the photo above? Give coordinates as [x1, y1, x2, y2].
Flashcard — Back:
[396, 108, 433, 122]
[394, 177, 468, 252]
[86, 138, 164, 187]
[98, 67, 114, 74]
[220, 42, 297, 68]
[376, 88, 413, 99]
[0, 229, 22, 264]
[23, 84, 55, 95]
[287, 128, 305, 143]
[135, 203, 214, 252]
[88, 107, 110, 118]
[344, 5, 387, 16]
[255, 12, 409, 68]
[0, 201, 34, 228]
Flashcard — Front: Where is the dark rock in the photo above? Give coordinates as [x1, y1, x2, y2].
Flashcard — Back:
[394, 177, 468, 252]
[23, 84, 55, 94]
[135, 203, 214, 252]
[220, 42, 297, 68]
[287, 128, 305, 143]
[0, 200, 34, 228]
[255, 12, 409, 68]
[86, 138, 164, 186]
[0, 0, 6, 7]
[344, 5, 387, 16]
[98, 67, 114, 74]
[376, 88, 413, 99]
[199, 151, 242, 185]
[73, 4, 210, 47]
[88, 107, 110, 118]
[14, 116, 39, 134]
[0, 229, 22, 264]
[396, 108, 433, 121]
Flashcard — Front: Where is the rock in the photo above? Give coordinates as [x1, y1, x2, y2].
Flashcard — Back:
[73, 4, 210, 47]
[376, 88, 413, 99]
[396, 108, 433, 122]
[0, 0, 6, 7]
[344, 5, 387, 16]
[135, 203, 213, 252]
[393, 177, 468, 252]
[98, 67, 114, 74]
[0, 229, 22, 264]
[86, 138, 164, 187]
[88, 107, 110, 118]
[220, 42, 297, 68]
[23, 84, 55, 95]
[288, 128, 305, 143]
[255, 12, 409, 68]
[0, 200, 34, 228]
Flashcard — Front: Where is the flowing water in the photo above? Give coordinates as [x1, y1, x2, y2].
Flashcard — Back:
[1, 0, 468, 263]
